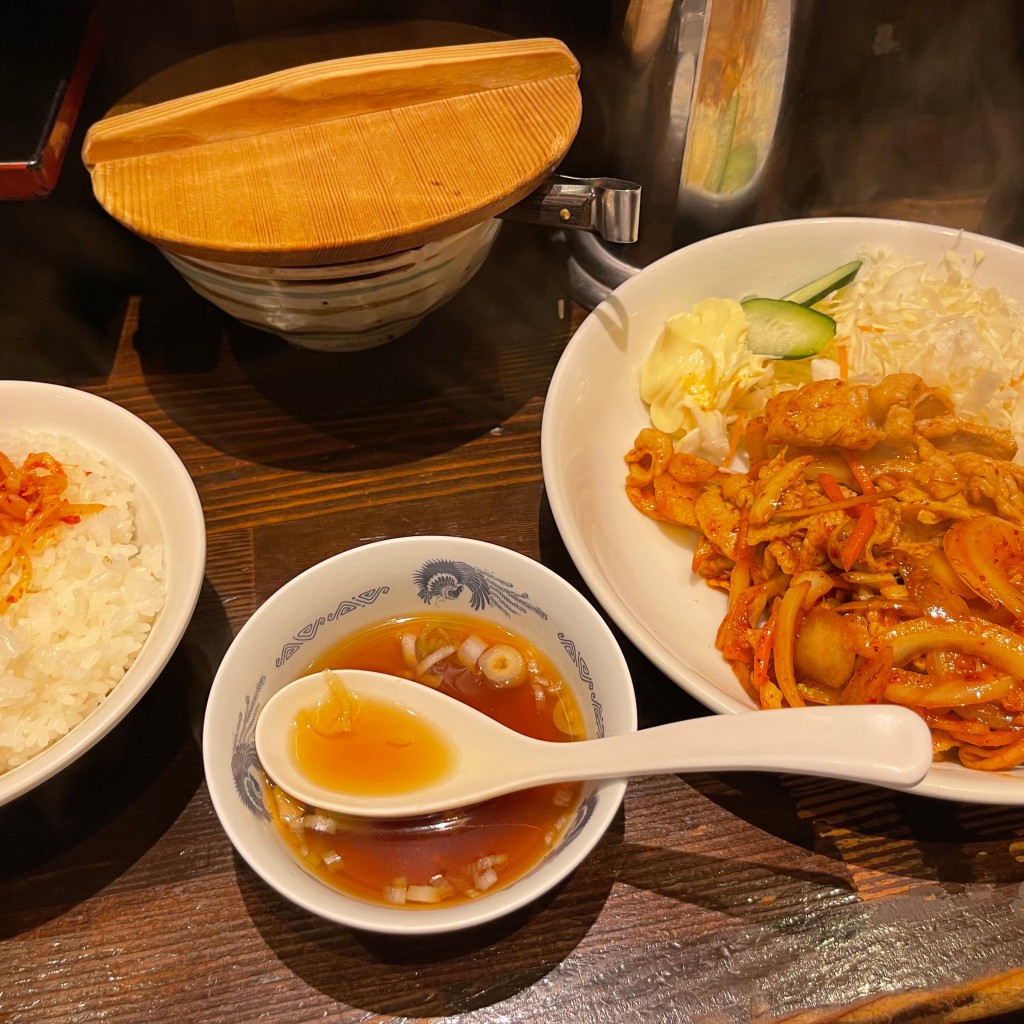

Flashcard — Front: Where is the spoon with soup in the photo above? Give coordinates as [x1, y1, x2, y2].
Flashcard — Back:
[255, 668, 934, 819]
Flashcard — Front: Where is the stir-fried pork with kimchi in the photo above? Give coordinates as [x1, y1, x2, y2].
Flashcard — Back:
[625, 372, 1024, 772]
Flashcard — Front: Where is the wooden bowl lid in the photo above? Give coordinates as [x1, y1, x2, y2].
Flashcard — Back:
[82, 37, 581, 266]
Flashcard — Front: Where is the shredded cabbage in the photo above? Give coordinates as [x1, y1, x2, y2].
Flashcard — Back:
[813, 245, 1024, 453]
[639, 244, 1024, 466]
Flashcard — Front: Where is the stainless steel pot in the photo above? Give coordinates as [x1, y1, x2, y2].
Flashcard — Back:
[561, 0, 1024, 307]
[565, 0, 798, 306]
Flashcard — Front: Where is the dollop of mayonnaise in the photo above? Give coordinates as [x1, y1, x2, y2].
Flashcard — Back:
[639, 297, 773, 460]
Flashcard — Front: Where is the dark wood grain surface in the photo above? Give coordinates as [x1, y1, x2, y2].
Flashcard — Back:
[4, 194, 1024, 1024]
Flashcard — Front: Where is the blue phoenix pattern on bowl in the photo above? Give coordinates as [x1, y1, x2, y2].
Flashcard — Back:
[232, 677, 270, 821]
[231, 557, 605, 822]
[413, 558, 548, 618]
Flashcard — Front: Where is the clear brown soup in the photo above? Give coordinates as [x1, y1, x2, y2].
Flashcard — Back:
[263, 613, 585, 909]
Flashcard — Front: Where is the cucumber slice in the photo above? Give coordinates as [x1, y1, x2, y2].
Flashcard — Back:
[742, 297, 837, 359]
[782, 260, 862, 306]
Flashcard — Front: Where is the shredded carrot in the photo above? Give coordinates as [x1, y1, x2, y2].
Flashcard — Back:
[727, 558, 751, 614]
[752, 599, 780, 689]
[726, 413, 748, 465]
[841, 503, 876, 570]
[840, 448, 876, 494]
[745, 418, 769, 466]
[717, 573, 789, 660]
[625, 368, 1024, 774]
[817, 471, 846, 504]
[734, 509, 755, 569]
[773, 488, 892, 519]
[836, 343, 849, 381]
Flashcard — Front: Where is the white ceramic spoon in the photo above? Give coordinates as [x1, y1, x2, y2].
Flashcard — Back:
[255, 669, 934, 819]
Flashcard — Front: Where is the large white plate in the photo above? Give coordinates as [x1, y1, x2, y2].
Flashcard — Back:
[541, 216, 1024, 805]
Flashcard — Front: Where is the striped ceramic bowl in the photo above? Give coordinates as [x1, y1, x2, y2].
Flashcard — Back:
[163, 219, 501, 352]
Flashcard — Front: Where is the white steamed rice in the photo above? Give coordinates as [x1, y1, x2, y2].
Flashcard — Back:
[0, 432, 166, 773]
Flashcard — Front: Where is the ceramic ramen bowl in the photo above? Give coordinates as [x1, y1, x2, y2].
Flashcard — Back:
[203, 535, 636, 935]
[163, 219, 501, 352]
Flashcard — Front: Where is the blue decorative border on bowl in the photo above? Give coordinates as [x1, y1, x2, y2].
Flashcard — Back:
[557, 631, 606, 739]
[275, 587, 390, 667]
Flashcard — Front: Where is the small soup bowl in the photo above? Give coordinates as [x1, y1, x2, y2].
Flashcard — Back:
[203, 535, 636, 935]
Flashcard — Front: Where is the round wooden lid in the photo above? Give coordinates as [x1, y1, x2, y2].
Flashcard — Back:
[82, 34, 581, 267]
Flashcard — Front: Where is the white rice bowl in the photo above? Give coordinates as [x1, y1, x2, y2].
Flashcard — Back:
[0, 382, 205, 806]
[0, 433, 166, 771]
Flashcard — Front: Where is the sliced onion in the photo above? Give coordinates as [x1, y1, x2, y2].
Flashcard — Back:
[311, 670, 354, 736]
[901, 557, 970, 623]
[531, 681, 548, 711]
[457, 635, 489, 668]
[470, 854, 507, 893]
[405, 885, 444, 904]
[771, 581, 809, 707]
[385, 878, 408, 905]
[473, 867, 498, 892]
[884, 617, 1024, 678]
[321, 850, 344, 873]
[790, 569, 835, 608]
[400, 632, 418, 667]
[795, 679, 842, 705]
[273, 788, 304, 828]
[917, 548, 977, 599]
[478, 645, 527, 687]
[944, 516, 1024, 619]
[415, 644, 457, 678]
[924, 648, 976, 677]
[429, 874, 455, 899]
[952, 701, 1015, 728]
[884, 673, 1014, 708]
[385, 886, 407, 905]
[473, 854, 508, 870]
[959, 737, 1024, 771]
[552, 786, 573, 808]
[302, 813, 338, 834]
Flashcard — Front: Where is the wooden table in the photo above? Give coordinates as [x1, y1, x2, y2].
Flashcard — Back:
[3, 205, 1024, 1024]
